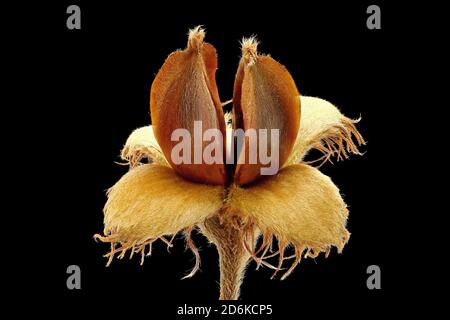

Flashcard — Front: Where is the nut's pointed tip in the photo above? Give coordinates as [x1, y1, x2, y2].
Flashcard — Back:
[241, 36, 259, 65]
[187, 25, 206, 52]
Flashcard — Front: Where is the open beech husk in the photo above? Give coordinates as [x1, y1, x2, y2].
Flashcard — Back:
[98, 96, 363, 281]
[96, 25, 366, 300]
[150, 27, 227, 185]
[232, 38, 300, 185]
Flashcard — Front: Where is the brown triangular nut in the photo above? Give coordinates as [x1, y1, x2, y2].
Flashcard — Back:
[150, 27, 227, 185]
[232, 38, 301, 185]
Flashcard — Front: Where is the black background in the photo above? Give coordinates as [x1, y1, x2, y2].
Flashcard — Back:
[10, 0, 424, 317]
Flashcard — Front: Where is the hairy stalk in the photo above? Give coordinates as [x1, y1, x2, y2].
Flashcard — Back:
[201, 216, 254, 300]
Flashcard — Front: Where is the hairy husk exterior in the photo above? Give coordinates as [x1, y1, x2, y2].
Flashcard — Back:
[95, 164, 223, 266]
[222, 163, 350, 279]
